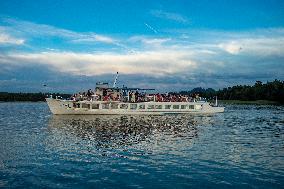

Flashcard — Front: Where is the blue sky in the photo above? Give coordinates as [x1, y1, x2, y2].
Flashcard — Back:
[0, 0, 284, 92]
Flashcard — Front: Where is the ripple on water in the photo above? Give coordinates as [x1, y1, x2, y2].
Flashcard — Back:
[0, 102, 283, 188]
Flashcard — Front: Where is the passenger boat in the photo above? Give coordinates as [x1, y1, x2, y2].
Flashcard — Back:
[46, 73, 224, 115]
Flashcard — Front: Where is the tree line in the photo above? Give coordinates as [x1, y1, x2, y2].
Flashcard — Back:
[0, 92, 71, 102]
[0, 80, 283, 103]
[178, 80, 284, 103]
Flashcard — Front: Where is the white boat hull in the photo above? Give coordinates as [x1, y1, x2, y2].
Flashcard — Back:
[46, 98, 224, 115]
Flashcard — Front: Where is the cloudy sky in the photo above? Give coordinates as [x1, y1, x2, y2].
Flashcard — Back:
[0, 0, 284, 92]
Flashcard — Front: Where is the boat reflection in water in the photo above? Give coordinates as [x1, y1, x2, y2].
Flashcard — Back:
[47, 114, 217, 158]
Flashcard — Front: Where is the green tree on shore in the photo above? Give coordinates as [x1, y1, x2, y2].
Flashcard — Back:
[182, 80, 284, 103]
[0, 80, 283, 103]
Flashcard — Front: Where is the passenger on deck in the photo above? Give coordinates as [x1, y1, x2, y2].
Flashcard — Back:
[135, 90, 139, 102]
[87, 89, 92, 97]
[103, 95, 109, 101]
[131, 92, 136, 102]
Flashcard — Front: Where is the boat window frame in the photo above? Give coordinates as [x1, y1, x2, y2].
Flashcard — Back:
[82, 103, 90, 109]
[181, 105, 187, 109]
[111, 103, 119, 109]
[139, 104, 145, 109]
[173, 105, 180, 109]
[147, 104, 155, 109]
[155, 105, 162, 109]
[92, 103, 100, 109]
[101, 103, 110, 109]
[119, 103, 129, 109]
[188, 105, 194, 109]
[165, 105, 171, 109]
[130, 104, 137, 110]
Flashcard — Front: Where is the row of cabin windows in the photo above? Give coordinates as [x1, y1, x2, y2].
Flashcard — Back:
[77, 103, 200, 110]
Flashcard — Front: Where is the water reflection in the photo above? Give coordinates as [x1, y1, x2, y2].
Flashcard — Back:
[47, 115, 202, 148]
[2, 103, 284, 188]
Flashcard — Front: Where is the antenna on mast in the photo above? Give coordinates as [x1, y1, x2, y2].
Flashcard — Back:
[113, 72, 119, 88]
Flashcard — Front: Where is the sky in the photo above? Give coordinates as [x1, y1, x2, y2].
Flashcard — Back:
[0, 0, 284, 92]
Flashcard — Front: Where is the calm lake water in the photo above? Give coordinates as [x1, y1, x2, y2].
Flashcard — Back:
[0, 102, 283, 188]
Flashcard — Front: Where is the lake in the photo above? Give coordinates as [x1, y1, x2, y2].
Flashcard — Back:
[0, 102, 283, 188]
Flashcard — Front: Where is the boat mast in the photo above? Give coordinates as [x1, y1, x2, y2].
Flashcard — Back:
[113, 72, 119, 88]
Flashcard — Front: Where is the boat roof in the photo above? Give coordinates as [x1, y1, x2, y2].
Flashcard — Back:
[96, 87, 155, 91]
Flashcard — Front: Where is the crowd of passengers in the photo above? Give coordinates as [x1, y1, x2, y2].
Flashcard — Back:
[71, 89, 202, 103]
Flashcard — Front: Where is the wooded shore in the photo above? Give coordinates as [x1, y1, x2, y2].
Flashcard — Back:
[1, 80, 283, 104]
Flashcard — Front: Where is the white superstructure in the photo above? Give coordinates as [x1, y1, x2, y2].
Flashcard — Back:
[46, 98, 224, 115]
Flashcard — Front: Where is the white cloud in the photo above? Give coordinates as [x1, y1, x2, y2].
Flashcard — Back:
[240, 37, 284, 56]
[0, 50, 198, 76]
[218, 37, 284, 56]
[0, 33, 24, 45]
[2, 16, 283, 59]
[218, 41, 242, 54]
[129, 36, 171, 47]
[151, 10, 189, 24]
[0, 16, 283, 86]
[1, 17, 116, 45]
[1, 28, 283, 80]
[71, 34, 115, 44]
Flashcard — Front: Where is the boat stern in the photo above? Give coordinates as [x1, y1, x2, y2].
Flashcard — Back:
[46, 98, 65, 114]
[211, 106, 225, 113]
[202, 103, 225, 113]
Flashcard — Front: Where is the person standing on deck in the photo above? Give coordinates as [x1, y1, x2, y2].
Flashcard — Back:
[135, 90, 139, 102]
[131, 91, 135, 102]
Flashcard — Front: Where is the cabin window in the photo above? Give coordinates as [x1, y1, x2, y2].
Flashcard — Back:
[82, 103, 90, 109]
[120, 104, 128, 109]
[188, 105, 194, 109]
[102, 103, 110, 109]
[92, 104, 99, 109]
[181, 105, 187, 109]
[173, 105, 179, 109]
[155, 105, 162, 109]
[111, 103, 119, 109]
[63, 103, 71, 108]
[139, 104, 145, 109]
[147, 105, 154, 109]
[195, 105, 202, 110]
[165, 105, 171, 109]
[130, 104, 137, 110]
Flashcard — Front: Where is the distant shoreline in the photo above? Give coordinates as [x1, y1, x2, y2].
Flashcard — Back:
[1, 80, 283, 104]
[0, 98, 281, 105]
[217, 100, 280, 105]
[0, 101, 46, 103]
[0, 92, 71, 102]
